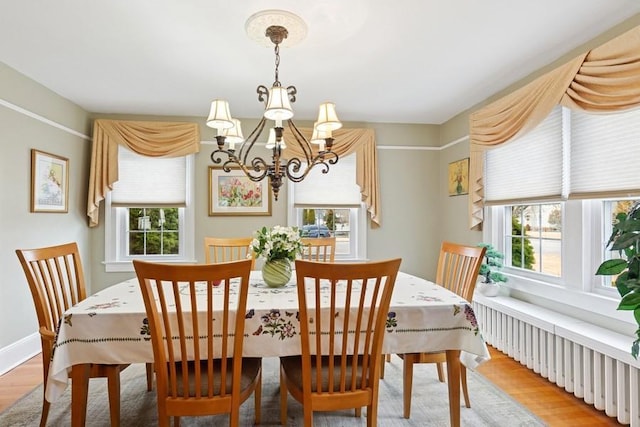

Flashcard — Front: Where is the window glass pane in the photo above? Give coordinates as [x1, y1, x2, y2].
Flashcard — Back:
[507, 203, 561, 277]
[300, 208, 352, 256]
[600, 199, 640, 288]
[127, 208, 180, 256]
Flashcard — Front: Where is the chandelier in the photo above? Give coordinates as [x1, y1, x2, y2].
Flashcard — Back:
[206, 10, 342, 201]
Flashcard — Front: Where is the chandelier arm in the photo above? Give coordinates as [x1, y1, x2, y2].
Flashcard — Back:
[286, 120, 314, 163]
[238, 116, 268, 165]
[285, 151, 339, 183]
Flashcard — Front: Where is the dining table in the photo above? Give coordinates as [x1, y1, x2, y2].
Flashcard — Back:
[47, 270, 490, 427]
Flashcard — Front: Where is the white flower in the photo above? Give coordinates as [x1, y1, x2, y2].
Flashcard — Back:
[251, 225, 303, 262]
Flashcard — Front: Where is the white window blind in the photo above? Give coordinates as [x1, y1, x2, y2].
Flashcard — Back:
[570, 107, 640, 199]
[485, 106, 564, 204]
[111, 145, 187, 207]
[293, 153, 361, 207]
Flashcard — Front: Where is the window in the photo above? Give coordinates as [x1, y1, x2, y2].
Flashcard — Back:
[504, 203, 562, 277]
[287, 153, 366, 260]
[105, 146, 195, 272]
[485, 106, 640, 313]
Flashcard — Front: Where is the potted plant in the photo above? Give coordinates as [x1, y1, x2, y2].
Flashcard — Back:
[477, 243, 508, 297]
[596, 202, 640, 359]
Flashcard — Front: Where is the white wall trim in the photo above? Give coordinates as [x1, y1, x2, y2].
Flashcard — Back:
[0, 98, 91, 140]
[0, 332, 41, 376]
[203, 135, 470, 151]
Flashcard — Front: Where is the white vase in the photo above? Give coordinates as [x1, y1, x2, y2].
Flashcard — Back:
[478, 280, 500, 297]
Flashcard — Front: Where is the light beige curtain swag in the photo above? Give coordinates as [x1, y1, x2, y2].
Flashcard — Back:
[87, 119, 200, 227]
[282, 128, 381, 227]
[469, 25, 640, 230]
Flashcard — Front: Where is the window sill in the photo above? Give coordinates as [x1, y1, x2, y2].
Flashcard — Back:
[502, 272, 635, 335]
[104, 258, 198, 273]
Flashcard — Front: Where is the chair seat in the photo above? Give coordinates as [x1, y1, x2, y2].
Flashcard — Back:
[169, 358, 261, 397]
[280, 355, 368, 393]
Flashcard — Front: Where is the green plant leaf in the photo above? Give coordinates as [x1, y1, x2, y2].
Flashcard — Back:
[635, 307, 640, 326]
[595, 258, 627, 275]
[616, 277, 631, 297]
[619, 218, 640, 232]
[611, 232, 640, 251]
[618, 292, 640, 311]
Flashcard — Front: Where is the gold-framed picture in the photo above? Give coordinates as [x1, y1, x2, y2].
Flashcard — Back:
[448, 157, 469, 196]
[208, 166, 272, 216]
[31, 149, 69, 213]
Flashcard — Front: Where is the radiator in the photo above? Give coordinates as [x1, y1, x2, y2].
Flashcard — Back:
[473, 298, 640, 426]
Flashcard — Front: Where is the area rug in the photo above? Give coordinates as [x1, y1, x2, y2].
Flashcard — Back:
[0, 357, 546, 426]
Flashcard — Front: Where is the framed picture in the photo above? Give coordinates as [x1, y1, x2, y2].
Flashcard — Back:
[448, 157, 469, 196]
[31, 149, 69, 213]
[208, 166, 272, 216]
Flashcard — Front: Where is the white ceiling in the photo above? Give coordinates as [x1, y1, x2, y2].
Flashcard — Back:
[1, 1, 639, 125]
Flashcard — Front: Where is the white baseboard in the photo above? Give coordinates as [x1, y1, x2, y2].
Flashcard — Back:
[0, 333, 41, 375]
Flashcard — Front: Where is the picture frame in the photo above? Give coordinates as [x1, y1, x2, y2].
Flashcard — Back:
[208, 166, 272, 216]
[448, 157, 469, 196]
[31, 149, 69, 213]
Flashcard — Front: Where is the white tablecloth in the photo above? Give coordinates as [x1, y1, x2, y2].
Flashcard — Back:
[46, 271, 490, 402]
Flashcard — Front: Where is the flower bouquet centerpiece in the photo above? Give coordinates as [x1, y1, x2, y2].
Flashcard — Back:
[252, 225, 303, 288]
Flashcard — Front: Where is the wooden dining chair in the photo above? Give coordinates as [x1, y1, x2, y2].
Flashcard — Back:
[133, 258, 261, 427]
[204, 236, 255, 268]
[394, 241, 486, 418]
[300, 237, 336, 262]
[279, 258, 402, 427]
[15, 242, 151, 427]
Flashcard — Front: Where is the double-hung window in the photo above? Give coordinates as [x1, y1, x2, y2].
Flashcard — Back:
[287, 153, 367, 261]
[104, 146, 195, 272]
[484, 105, 640, 305]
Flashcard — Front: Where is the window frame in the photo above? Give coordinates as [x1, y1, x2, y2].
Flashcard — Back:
[286, 185, 367, 262]
[104, 154, 196, 272]
[484, 200, 628, 326]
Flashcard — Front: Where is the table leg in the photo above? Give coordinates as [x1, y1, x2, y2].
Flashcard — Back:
[70, 364, 90, 427]
[446, 350, 461, 427]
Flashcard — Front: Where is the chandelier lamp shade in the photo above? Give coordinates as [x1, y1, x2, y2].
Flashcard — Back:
[206, 10, 343, 200]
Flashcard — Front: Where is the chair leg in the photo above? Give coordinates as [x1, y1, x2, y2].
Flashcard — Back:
[279, 366, 288, 426]
[403, 355, 414, 419]
[106, 367, 121, 427]
[145, 363, 154, 391]
[355, 407, 362, 417]
[367, 403, 377, 427]
[380, 354, 385, 379]
[254, 369, 262, 424]
[39, 399, 50, 427]
[461, 365, 471, 408]
[436, 362, 445, 382]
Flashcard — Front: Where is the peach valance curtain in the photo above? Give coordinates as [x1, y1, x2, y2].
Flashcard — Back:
[468, 25, 640, 230]
[87, 119, 200, 227]
[282, 128, 381, 227]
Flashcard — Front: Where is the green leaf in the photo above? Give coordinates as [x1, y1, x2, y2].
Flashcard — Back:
[619, 218, 640, 232]
[595, 258, 627, 275]
[611, 232, 640, 251]
[632, 339, 639, 360]
[635, 307, 640, 326]
[618, 292, 640, 311]
[616, 278, 631, 297]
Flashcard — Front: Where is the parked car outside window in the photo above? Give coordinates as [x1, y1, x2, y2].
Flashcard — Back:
[301, 224, 331, 238]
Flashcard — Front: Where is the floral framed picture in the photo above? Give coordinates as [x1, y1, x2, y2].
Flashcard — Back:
[31, 149, 69, 213]
[448, 157, 469, 196]
[208, 166, 272, 216]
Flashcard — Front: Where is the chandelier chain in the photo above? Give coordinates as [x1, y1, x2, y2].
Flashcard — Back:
[274, 43, 280, 86]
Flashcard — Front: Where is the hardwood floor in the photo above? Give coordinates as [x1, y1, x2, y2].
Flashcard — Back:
[477, 346, 619, 426]
[0, 347, 620, 425]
